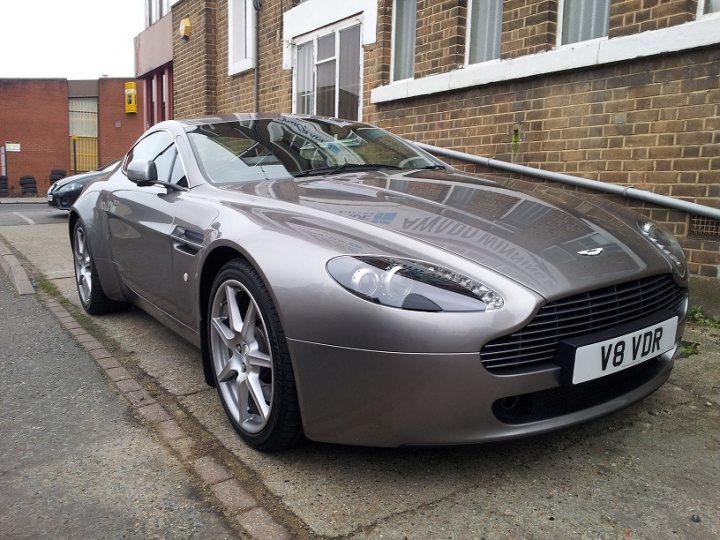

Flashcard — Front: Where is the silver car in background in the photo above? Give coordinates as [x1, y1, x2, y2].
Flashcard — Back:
[69, 114, 688, 451]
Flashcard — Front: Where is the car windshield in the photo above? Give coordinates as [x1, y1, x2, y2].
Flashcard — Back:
[186, 116, 443, 185]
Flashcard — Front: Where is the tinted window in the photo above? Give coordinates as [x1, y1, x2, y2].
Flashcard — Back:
[126, 131, 176, 183]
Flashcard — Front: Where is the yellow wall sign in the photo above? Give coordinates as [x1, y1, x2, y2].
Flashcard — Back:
[125, 82, 137, 114]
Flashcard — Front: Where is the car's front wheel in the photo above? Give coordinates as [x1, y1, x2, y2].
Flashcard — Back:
[208, 259, 303, 451]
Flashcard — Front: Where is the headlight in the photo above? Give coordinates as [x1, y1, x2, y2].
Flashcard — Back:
[637, 219, 686, 276]
[326, 256, 504, 312]
[60, 182, 81, 192]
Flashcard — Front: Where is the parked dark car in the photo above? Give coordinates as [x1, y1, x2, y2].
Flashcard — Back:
[69, 114, 688, 451]
[47, 161, 119, 210]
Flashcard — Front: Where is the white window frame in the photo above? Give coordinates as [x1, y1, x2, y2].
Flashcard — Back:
[228, 0, 257, 76]
[282, 0, 377, 69]
[464, 0, 503, 66]
[390, 0, 416, 82]
[556, 0, 610, 47]
[291, 18, 364, 121]
[697, 0, 720, 16]
[146, 0, 172, 26]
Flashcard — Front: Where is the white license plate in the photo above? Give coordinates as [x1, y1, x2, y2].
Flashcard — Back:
[47, 194, 53, 201]
[572, 317, 678, 384]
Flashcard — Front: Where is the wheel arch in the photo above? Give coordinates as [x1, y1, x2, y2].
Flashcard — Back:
[68, 210, 80, 245]
[198, 245, 259, 387]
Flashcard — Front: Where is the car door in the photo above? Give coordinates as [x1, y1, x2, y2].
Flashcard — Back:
[106, 130, 182, 316]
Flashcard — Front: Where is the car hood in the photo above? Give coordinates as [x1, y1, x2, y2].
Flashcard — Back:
[53, 171, 97, 190]
[223, 169, 674, 299]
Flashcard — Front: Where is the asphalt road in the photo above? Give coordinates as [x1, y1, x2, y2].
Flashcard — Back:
[0, 202, 67, 226]
[1, 221, 719, 539]
[0, 270, 237, 538]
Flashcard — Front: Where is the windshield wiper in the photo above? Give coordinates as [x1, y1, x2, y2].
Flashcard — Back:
[417, 164, 446, 170]
[294, 163, 403, 177]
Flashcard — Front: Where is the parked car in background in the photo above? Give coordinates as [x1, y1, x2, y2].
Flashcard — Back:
[47, 160, 119, 210]
[69, 114, 688, 451]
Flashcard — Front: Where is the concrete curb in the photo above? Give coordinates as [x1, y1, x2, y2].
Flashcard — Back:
[0, 239, 35, 295]
[0, 197, 48, 204]
[38, 292, 293, 540]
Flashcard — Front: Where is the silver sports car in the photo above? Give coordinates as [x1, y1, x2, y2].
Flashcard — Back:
[70, 114, 688, 451]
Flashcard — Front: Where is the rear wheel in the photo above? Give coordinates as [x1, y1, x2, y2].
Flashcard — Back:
[208, 259, 302, 451]
[73, 221, 124, 315]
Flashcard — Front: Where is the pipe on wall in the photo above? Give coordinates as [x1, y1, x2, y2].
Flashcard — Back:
[412, 141, 720, 221]
[254, 0, 262, 112]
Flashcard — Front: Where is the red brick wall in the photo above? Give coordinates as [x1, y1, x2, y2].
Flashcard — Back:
[172, 0, 219, 119]
[0, 79, 69, 194]
[415, 0, 465, 78]
[213, 0, 292, 114]
[98, 78, 145, 165]
[501, 0, 557, 59]
[609, 0, 698, 38]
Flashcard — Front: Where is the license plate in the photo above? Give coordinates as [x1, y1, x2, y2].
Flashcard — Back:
[47, 194, 53, 201]
[572, 317, 678, 384]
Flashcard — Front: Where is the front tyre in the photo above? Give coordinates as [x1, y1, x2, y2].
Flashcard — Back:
[73, 221, 124, 315]
[208, 259, 303, 451]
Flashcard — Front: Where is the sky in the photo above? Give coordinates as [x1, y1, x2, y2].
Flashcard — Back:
[0, 0, 145, 79]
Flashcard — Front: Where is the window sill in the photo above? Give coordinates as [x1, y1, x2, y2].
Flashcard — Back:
[371, 16, 720, 104]
[228, 58, 256, 77]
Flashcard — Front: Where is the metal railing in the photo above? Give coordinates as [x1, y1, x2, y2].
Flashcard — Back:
[413, 141, 720, 221]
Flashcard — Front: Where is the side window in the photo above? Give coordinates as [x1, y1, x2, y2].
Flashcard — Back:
[228, 0, 257, 75]
[125, 131, 176, 182]
[392, 0, 416, 82]
[559, 0, 611, 45]
[153, 144, 177, 183]
[467, 0, 503, 65]
[170, 155, 188, 187]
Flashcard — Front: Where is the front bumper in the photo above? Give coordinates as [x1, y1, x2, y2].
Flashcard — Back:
[47, 190, 76, 210]
[287, 338, 677, 447]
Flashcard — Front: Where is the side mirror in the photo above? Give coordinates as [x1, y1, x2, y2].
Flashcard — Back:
[127, 160, 158, 186]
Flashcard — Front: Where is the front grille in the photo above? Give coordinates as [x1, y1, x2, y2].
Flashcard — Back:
[480, 274, 687, 374]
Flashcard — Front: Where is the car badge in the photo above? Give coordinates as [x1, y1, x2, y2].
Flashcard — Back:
[577, 247, 604, 256]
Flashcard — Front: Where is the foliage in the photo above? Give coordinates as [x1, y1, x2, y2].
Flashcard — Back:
[687, 305, 720, 329]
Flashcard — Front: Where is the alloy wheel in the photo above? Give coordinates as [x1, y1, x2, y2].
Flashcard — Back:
[210, 279, 274, 434]
[74, 226, 92, 305]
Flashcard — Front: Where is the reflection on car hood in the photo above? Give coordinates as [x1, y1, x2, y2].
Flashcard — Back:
[224, 169, 672, 299]
[52, 169, 111, 190]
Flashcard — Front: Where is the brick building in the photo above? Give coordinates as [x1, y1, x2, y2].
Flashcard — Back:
[0, 78, 144, 194]
[162, 0, 719, 279]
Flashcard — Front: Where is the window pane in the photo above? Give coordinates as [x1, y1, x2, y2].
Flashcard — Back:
[706, 0, 720, 12]
[561, 0, 610, 45]
[296, 41, 314, 114]
[317, 33, 335, 61]
[232, 0, 247, 60]
[316, 60, 336, 116]
[468, 0, 502, 64]
[392, 0, 416, 81]
[69, 98, 98, 137]
[127, 132, 174, 172]
[338, 25, 361, 121]
[153, 144, 177, 183]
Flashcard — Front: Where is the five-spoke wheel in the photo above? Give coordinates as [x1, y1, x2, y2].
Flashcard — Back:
[208, 260, 302, 450]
